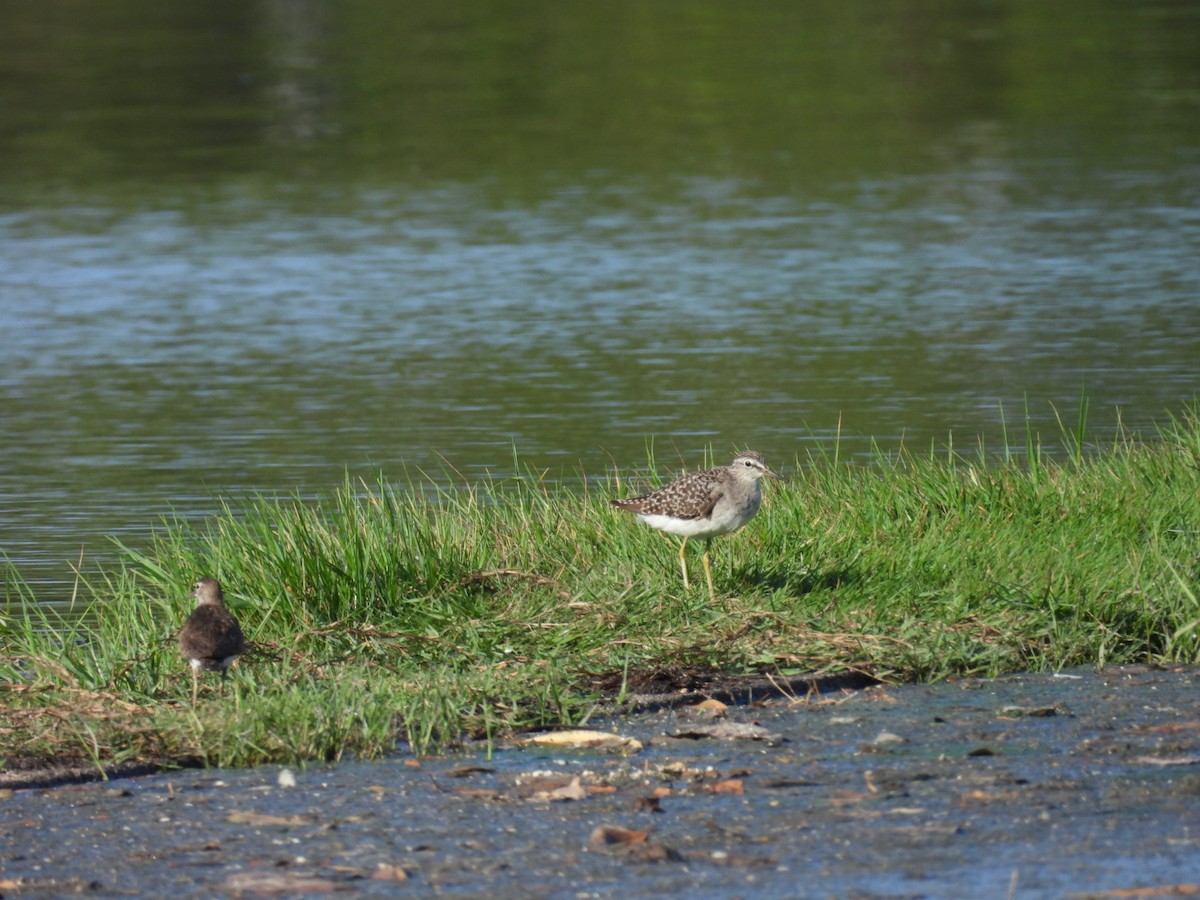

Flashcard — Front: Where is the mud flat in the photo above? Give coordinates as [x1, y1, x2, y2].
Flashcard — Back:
[4, 665, 1199, 898]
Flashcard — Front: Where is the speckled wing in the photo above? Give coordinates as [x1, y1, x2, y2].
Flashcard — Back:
[611, 466, 724, 520]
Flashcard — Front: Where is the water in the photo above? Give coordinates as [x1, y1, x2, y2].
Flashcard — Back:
[2, 0, 1199, 606]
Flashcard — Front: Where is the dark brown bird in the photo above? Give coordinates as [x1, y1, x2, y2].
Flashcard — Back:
[178, 577, 245, 704]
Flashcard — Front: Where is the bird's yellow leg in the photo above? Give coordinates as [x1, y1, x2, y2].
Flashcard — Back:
[678, 536, 691, 589]
[702, 539, 716, 601]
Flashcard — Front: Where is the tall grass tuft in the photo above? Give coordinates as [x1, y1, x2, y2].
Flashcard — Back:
[3, 404, 1199, 772]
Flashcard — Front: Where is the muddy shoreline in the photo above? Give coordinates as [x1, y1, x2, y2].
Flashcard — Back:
[4, 665, 1199, 898]
[1, 669, 877, 791]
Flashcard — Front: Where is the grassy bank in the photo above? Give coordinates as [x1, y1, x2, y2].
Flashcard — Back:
[3, 411, 1200, 774]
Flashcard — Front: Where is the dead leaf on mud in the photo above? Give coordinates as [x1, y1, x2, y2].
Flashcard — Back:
[446, 765, 495, 777]
[678, 698, 729, 720]
[658, 761, 698, 779]
[1132, 756, 1200, 767]
[226, 811, 313, 827]
[371, 863, 410, 882]
[526, 775, 588, 802]
[705, 778, 745, 795]
[517, 730, 643, 753]
[999, 705, 1064, 718]
[667, 721, 783, 746]
[590, 825, 649, 846]
[224, 870, 341, 894]
[588, 826, 685, 862]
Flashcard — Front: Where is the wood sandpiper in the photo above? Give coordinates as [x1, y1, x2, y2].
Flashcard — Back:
[611, 450, 782, 599]
[179, 577, 245, 704]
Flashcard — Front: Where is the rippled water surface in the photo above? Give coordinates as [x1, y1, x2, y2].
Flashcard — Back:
[2, 0, 1198, 604]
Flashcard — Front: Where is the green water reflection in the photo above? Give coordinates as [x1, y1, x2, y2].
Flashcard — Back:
[4, 1, 1197, 193]
[1, 0, 1198, 603]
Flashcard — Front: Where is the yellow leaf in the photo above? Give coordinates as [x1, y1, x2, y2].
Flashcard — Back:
[518, 729, 643, 753]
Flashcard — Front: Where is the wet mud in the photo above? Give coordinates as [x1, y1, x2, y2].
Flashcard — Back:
[4, 665, 1200, 898]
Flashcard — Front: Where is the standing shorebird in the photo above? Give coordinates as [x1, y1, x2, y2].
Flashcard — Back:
[611, 451, 782, 599]
[178, 577, 245, 704]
